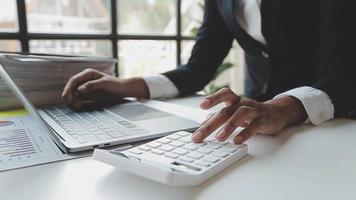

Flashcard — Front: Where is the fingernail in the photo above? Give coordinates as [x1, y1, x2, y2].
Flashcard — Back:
[200, 99, 211, 108]
[192, 131, 203, 142]
[216, 130, 227, 141]
[234, 134, 244, 144]
[78, 85, 86, 92]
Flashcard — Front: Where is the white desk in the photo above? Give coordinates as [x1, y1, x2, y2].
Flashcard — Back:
[1, 96, 356, 200]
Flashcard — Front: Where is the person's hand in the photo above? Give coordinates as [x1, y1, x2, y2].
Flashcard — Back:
[192, 88, 307, 144]
[61, 68, 149, 107]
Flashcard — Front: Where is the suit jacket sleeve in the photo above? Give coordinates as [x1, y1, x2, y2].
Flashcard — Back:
[313, 0, 356, 118]
[162, 0, 234, 96]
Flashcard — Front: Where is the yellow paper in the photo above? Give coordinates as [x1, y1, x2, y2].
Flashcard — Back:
[0, 109, 28, 118]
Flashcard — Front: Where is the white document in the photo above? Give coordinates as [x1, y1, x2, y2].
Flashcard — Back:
[0, 115, 88, 172]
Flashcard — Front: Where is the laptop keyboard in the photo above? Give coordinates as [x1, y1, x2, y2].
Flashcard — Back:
[44, 107, 147, 144]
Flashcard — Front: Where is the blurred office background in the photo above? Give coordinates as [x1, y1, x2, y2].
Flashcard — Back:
[0, 0, 243, 94]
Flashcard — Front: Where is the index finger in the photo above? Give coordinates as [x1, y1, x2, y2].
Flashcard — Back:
[192, 104, 238, 143]
[61, 69, 103, 99]
[200, 88, 240, 109]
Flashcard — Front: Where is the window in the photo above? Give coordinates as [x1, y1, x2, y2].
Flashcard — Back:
[0, 0, 204, 77]
[0, 0, 18, 32]
[0, 40, 21, 52]
[117, 0, 176, 35]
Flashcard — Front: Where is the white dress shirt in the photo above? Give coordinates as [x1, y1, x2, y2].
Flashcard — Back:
[143, 0, 334, 125]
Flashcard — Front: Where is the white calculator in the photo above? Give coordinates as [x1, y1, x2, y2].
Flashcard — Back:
[93, 131, 248, 186]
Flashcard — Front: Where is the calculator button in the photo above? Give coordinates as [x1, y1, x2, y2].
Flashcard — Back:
[165, 152, 179, 159]
[179, 137, 192, 143]
[197, 147, 213, 154]
[156, 138, 171, 144]
[146, 142, 161, 148]
[129, 149, 143, 155]
[182, 144, 198, 151]
[158, 145, 174, 152]
[215, 141, 229, 145]
[202, 156, 220, 164]
[205, 143, 222, 150]
[179, 157, 194, 163]
[220, 145, 238, 153]
[195, 161, 211, 167]
[166, 134, 181, 140]
[151, 149, 164, 155]
[172, 149, 189, 155]
[192, 142, 207, 146]
[170, 141, 184, 147]
[204, 138, 215, 142]
[138, 146, 151, 151]
[211, 151, 229, 158]
[187, 152, 204, 159]
[176, 131, 191, 137]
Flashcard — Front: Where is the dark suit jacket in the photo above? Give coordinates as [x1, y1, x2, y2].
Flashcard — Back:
[163, 0, 356, 118]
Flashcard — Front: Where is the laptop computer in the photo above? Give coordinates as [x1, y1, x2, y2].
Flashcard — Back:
[0, 62, 199, 153]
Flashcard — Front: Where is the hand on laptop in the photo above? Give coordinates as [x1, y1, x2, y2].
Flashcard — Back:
[61, 69, 149, 108]
[192, 88, 307, 144]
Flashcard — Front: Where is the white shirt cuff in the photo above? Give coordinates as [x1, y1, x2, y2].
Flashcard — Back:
[274, 86, 334, 125]
[142, 74, 179, 99]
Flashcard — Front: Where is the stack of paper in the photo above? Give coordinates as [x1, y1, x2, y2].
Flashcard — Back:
[0, 53, 116, 110]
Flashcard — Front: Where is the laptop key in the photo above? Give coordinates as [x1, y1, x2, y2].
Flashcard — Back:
[96, 134, 112, 140]
[75, 138, 86, 144]
[123, 130, 139, 136]
[81, 134, 95, 139]
[84, 137, 100, 143]
[76, 131, 91, 136]
[107, 131, 125, 138]
[132, 128, 147, 134]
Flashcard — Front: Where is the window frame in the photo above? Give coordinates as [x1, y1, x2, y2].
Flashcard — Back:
[0, 0, 196, 76]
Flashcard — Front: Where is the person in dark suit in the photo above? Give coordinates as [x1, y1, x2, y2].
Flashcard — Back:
[61, 0, 356, 144]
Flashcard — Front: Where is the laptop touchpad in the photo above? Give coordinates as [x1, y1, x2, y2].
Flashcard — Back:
[108, 104, 171, 121]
